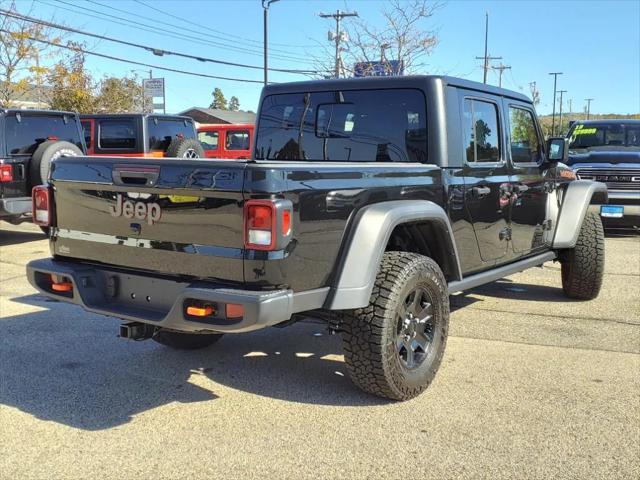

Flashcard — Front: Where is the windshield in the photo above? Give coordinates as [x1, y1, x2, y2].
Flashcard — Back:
[568, 123, 640, 153]
[255, 88, 427, 162]
[4, 113, 83, 155]
[147, 117, 196, 151]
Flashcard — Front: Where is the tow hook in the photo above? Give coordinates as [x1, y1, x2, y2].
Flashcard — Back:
[119, 322, 155, 341]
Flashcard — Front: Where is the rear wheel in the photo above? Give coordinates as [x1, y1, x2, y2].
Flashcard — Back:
[341, 251, 449, 401]
[165, 138, 205, 158]
[152, 329, 222, 350]
[560, 211, 605, 300]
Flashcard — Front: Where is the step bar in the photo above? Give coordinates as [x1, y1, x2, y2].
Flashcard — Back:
[447, 251, 557, 294]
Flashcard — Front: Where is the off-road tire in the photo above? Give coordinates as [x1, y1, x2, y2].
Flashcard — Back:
[560, 211, 605, 300]
[30, 140, 82, 186]
[165, 138, 205, 158]
[152, 329, 222, 350]
[341, 251, 449, 401]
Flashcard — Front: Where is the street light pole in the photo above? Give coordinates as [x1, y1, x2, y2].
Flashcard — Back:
[262, 0, 280, 86]
[548, 72, 563, 136]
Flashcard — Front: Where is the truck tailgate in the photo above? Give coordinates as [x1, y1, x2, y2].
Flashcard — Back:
[50, 157, 247, 283]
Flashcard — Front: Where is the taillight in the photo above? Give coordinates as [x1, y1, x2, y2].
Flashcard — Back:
[244, 199, 292, 251]
[32, 185, 52, 226]
[0, 164, 12, 182]
[245, 200, 275, 250]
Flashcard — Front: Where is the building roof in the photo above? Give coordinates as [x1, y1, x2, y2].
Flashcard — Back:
[178, 107, 256, 125]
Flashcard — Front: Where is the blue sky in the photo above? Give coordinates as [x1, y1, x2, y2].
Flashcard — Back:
[12, 0, 640, 115]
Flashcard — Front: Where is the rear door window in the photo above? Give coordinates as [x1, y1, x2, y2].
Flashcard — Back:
[98, 119, 136, 149]
[508, 107, 542, 164]
[462, 99, 501, 163]
[198, 131, 219, 151]
[226, 129, 250, 150]
[255, 88, 427, 162]
[147, 117, 195, 151]
[5, 114, 82, 154]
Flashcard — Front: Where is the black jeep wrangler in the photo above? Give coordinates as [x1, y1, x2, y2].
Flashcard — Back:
[1, 109, 85, 226]
[27, 76, 607, 400]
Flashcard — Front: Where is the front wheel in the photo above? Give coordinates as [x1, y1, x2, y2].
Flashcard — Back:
[341, 251, 450, 401]
[152, 329, 222, 350]
[560, 211, 605, 300]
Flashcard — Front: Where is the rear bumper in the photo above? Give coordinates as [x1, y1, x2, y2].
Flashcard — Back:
[26, 258, 328, 333]
[0, 196, 31, 218]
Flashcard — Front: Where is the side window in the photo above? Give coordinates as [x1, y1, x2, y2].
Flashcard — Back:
[226, 129, 250, 150]
[98, 119, 136, 149]
[81, 121, 91, 149]
[462, 99, 500, 163]
[198, 131, 219, 150]
[508, 107, 542, 164]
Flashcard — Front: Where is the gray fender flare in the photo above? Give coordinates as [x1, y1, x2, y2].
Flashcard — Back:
[325, 200, 462, 310]
[553, 180, 607, 249]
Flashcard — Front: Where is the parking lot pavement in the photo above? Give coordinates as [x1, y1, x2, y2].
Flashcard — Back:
[1, 222, 639, 480]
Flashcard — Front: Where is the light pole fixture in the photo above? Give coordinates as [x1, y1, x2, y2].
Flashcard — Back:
[262, 0, 281, 86]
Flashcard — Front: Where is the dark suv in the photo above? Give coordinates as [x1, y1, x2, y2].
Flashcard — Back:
[80, 114, 204, 158]
[566, 119, 640, 229]
[1, 109, 84, 226]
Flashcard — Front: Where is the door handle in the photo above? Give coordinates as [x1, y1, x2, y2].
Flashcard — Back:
[470, 186, 491, 199]
[112, 165, 160, 187]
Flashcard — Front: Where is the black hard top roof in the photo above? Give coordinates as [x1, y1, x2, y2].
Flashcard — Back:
[261, 75, 531, 103]
[79, 113, 192, 120]
[1, 108, 79, 117]
[572, 119, 640, 125]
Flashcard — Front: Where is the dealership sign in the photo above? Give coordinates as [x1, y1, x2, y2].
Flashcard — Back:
[353, 60, 404, 77]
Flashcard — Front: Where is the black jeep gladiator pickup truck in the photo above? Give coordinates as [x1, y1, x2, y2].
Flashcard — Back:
[1, 109, 84, 226]
[27, 76, 607, 400]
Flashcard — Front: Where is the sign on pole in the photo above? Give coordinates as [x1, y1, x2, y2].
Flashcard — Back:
[143, 78, 166, 113]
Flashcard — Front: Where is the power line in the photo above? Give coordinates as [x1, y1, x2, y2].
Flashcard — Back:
[40, 0, 315, 65]
[1, 9, 322, 75]
[132, 0, 318, 51]
[0, 28, 264, 84]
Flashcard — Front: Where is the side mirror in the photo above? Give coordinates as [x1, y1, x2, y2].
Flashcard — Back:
[546, 137, 568, 163]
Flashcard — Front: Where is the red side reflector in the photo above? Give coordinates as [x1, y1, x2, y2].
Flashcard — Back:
[187, 305, 215, 317]
[47, 135, 59, 141]
[225, 303, 244, 319]
[0, 164, 13, 182]
[282, 209, 291, 236]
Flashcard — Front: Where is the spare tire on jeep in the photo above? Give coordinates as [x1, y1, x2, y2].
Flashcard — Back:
[30, 140, 83, 186]
[166, 137, 205, 158]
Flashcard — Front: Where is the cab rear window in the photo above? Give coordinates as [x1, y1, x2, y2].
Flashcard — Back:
[147, 117, 196, 151]
[5, 114, 82, 155]
[255, 89, 427, 162]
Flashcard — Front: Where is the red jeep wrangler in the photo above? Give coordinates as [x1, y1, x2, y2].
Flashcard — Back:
[197, 123, 254, 159]
[81, 114, 204, 158]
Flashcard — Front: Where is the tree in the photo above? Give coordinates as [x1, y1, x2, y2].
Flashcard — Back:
[94, 76, 143, 113]
[314, 0, 441, 77]
[47, 46, 94, 113]
[0, 2, 63, 107]
[228, 95, 240, 111]
[210, 87, 227, 110]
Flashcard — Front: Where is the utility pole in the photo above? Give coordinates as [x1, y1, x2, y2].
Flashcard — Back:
[548, 72, 563, 135]
[262, 0, 280, 86]
[492, 63, 511, 88]
[558, 90, 567, 135]
[529, 81, 540, 106]
[475, 12, 501, 84]
[568, 98, 572, 115]
[320, 9, 359, 78]
[585, 98, 594, 120]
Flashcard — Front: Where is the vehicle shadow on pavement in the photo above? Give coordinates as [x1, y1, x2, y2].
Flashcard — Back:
[1, 295, 385, 431]
[0, 226, 45, 246]
[466, 279, 574, 302]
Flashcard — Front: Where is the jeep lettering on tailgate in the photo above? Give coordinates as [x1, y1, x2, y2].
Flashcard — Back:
[110, 194, 161, 225]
